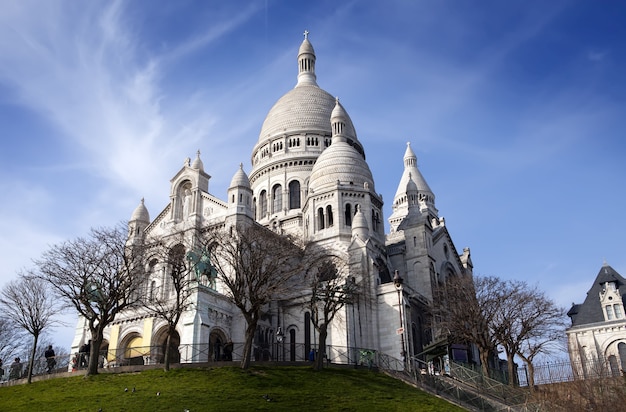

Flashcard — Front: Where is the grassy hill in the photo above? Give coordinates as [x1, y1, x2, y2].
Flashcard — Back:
[0, 366, 466, 411]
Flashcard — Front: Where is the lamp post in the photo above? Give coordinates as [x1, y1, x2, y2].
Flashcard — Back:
[393, 270, 406, 365]
[276, 327, 284, 362]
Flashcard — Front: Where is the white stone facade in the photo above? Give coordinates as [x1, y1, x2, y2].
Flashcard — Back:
[71, 34, 473, 368]
[567, 264, 626, 377]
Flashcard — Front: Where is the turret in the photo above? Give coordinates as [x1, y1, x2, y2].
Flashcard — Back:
[227, 163, 253, 218]
[389, 142, 437, 232]
[297, 30, 317, 86]
[351, 205, 369, 241]
[128, 198, 150, 245]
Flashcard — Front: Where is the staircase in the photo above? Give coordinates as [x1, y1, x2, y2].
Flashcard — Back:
[377, 354, 540, 412]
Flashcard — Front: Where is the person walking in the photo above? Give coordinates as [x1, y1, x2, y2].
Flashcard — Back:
[9, 357, 22, 380]
[44, 345, 56, 373]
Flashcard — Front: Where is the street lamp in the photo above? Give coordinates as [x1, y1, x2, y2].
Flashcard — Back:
[393, 270, 406, 365]
[276, 327, 284, 362]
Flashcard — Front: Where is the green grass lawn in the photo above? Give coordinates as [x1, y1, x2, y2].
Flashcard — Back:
[0, 366, 466, 411]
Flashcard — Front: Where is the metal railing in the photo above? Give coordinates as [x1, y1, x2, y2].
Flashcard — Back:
[66, 342, 379, 370]
[517, 358, 624, 386]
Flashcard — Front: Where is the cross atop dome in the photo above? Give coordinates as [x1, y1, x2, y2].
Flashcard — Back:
[303, 30, 309, 39]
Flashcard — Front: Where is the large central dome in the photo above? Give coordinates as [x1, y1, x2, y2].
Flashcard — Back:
[256, 35, 357, 145]
[258, 84, 356, 142]
[250, 33, 363, 188]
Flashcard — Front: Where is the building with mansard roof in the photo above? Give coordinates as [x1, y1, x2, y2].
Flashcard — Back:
[567, 263, 626, 376]
[71, 33, 474, 369]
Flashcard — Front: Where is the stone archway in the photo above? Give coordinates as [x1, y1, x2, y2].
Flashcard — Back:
[209, 329, 230, 361]
[153, 328, 181, 365]
[119, 333, 147, 366]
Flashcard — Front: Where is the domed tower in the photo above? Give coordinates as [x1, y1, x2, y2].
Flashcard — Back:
[127, 198, 150, 245]
[227, 163, 253, 219]
[303, 99, 384, 246]
[248, 32, 364, 235]
[388, 142, 437, 232]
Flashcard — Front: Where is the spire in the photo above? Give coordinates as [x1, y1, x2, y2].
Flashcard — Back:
[297, 30, 317, 86]
[393, 142, 435, 207]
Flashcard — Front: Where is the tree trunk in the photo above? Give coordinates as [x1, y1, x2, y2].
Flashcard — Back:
[526, 361, 536, 391]
[506, 351, 517, 386]
[479, 348, 490, 378]
[26, 334, 39, 384]
[241, 321, 257, 370]
[313, 326, 328, 371]
[163, 330, 172, 372]
[87, 333, 103, 376]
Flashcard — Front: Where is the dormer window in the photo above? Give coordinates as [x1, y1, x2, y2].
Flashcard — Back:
[600, 281, 625, 321]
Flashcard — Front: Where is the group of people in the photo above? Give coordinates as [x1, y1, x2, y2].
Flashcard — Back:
[0, 345, 57, 382]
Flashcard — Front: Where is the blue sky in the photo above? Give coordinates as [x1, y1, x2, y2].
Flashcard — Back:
[1, 0, 625, 351]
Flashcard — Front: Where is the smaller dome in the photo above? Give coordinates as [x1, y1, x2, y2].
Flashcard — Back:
[229, 163, 250, 189]
[130, 198, 150, 222]
[299, 37, 315, 57]
[191, 150, 204, 171]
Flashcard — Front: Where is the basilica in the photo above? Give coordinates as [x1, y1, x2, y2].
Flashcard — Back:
[71, 33, 474, 368]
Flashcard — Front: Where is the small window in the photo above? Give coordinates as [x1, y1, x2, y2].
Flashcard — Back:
[259, 190, 267, 217]
[607, 305, 614, 320]
[326, 205, 333, 227]
[318, 208, 325, 230]
[615, 304, 623, 319]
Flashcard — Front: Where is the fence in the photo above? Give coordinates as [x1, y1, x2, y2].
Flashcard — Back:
[517, 358, 623, 386]
[65, 342, 379, 371]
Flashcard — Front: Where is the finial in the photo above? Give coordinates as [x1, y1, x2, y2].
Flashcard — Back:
[239, 162, 243, 169]
[141, 197, 145, 204]
[196, 149, 201, 158]
[303, 30, 309, 40]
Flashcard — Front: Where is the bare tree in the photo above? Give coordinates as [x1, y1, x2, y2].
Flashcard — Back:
[141, 237, 198, 371]
[514, 290, 567, 390]
[433, 274, 501, 377]
[203, 223, 304, 369]
[36, 225, 146, 376]
[304, 250, 358, 370]
[0, 273, 61, 383]
[492, 280, 567, 387]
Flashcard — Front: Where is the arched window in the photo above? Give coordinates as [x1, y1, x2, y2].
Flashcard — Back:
[304, 312, 311, 361]
[272, 184, 282, 214]
[619, 342, 626, 372]
[149, 280, 156, 302]
[326, 205, 333, 227]
[372, 210, 379, 232]
[609, 355, 620, 377]
[289, 329, 296, 362]
[259, 190, 267, 218]
[288, 180, 301, 209]
[317, 208, 325, 230]
[345, 204, 352, 226]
